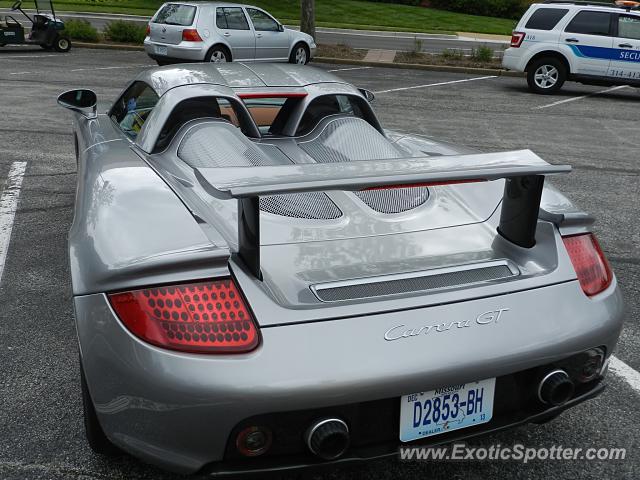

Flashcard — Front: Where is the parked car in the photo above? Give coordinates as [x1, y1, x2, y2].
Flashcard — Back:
[503, 0, 640, 94]
[144, 2, 316, 65]
[57, 63, 623, 475]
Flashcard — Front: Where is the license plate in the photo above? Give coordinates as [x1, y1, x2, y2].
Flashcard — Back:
[155, 45, 168, 56]
[399, 378, 496, 442]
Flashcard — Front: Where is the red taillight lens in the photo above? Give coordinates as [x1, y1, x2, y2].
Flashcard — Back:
[108, 278, 259, 353]
[510, 31, 525, 48]
[182, 28, 202, 42]
[145, 24, 150, 36]
[562, 233, 613, 297]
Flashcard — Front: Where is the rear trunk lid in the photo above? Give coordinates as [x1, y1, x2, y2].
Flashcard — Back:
[150, 3, 198, 45]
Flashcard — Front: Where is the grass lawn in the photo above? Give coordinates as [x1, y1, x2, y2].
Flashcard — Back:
[0, 0, 517, 35]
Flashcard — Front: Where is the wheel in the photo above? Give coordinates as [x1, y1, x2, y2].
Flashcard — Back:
[205, 45, 229, 63]
[80, 360, 119, 455]
[527, 57, 566, 95]
[289, 42, 309, 65]
[53, 36, 71, 53]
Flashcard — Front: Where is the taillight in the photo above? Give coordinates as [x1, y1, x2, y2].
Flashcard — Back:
[145, 24, 150, 37]
[182, 28, 202, 42]
[562, 233, 613, 297]
[510, 31, 525, 48]
[108, 278, 260, 353]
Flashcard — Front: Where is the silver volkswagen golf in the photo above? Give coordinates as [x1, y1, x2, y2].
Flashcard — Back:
[144, 2, 316, 65]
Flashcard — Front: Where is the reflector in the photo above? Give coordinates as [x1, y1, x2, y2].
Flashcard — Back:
[109, 278, 260, 353]
[562, 233, 613, 297]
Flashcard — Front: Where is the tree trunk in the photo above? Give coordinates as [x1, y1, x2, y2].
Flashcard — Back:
[300, 0, 316, 40]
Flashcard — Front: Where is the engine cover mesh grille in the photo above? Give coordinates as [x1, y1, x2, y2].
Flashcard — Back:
[260, 193, 342, 220]
[313, 264, 516, 302]
[178, 122, 343, 220]
[355, 188, 430, 214]
[298, 118, 430, 214]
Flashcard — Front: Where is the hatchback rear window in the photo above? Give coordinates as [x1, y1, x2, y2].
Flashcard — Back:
[525, 8, 569, 30]
[565, 11, 612, 36]
[154, 4, 196, 26]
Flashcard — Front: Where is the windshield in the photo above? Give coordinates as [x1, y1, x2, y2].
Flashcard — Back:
[35, 0, 54, 14]
[153, 4, 197, 26]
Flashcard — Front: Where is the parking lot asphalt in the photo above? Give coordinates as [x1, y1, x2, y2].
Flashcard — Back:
[0, 47, 638, 480]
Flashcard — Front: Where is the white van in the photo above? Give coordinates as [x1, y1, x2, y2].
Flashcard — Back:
[503, 1, 640, 93]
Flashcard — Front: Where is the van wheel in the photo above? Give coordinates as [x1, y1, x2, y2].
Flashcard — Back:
[289, 42, 309, 64]
[205, 45, 229, 63]
[80, 360, 119, 455]
[527, 57, 566, 94]
[54, 36, 72, 53]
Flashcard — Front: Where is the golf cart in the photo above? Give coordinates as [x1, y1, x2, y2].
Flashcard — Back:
[0, 0, 71, 52]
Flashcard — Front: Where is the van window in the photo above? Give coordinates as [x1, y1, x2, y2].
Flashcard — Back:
[565, 11, 612, 36]
[618, 15, 640, 40]
[525, 8, 569, 30]
[153, 4, 196, 26]
[110, 82, 159, 139]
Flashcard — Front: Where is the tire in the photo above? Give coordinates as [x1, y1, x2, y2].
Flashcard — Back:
[289, 42, 309, 65]
[53, 36, 71, 53]
[205, 45, 230, 63]
[527, 57, 567, 95]
[80, 360, 119, 455]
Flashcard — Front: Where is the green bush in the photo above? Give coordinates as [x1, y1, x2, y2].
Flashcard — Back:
[428, 0, 532, 19]
[440, 48, 464, 60]
[103, 20, 147, 44]
[471, 46, 494, 62]
[64, 19, 99, 42]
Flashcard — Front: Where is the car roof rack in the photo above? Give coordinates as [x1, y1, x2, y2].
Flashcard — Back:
[542, 0, 640, 11]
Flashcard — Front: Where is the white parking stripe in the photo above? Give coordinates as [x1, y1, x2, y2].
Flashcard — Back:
[533, 85, 627, 110]
[373, 75, 497, 94]
[327, 66, 373, 72]
[7, 64, 154, 76]
[0, 54, 59, 59]
[610, 356, 640, 394]
[0, 162, 27, 285]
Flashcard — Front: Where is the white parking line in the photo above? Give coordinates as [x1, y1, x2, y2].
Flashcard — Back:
[70, 64, 154, 72]
[0, 162, 27, 285]
[0, 54, 59, 59]
[533, 85, 628, 110]
[327, 66, 373, 72]
[373, 75, 497, 94]
[7, 64, 154, 76]
[610, 356, 640, 394]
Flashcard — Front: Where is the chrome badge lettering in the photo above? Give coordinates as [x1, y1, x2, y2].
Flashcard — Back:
[384, 308, 510, 341]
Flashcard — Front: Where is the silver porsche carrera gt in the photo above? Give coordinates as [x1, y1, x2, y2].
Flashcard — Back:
[58, 63, 624, 476]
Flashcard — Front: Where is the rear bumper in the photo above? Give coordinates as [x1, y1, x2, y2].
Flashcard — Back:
[502, 48, 526, 71]
[75, 278, 624, 474]
[202, 381, 606, 477]
[144, 38, 206, 62]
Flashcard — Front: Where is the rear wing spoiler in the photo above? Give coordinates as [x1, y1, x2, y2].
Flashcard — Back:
[194, 150, 571, 280]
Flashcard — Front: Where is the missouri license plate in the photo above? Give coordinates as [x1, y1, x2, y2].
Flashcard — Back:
[399, 378, 496, 442]
[155, 45, 168, 56]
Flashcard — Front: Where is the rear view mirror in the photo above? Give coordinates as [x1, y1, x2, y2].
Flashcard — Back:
[358, 88, 375, 102]
[57, 89, 98, 119]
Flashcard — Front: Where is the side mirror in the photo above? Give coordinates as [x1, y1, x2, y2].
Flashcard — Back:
[358, 88, 375, 103]
[57, 89, 98, 119]
[278, 23, 285, 32]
